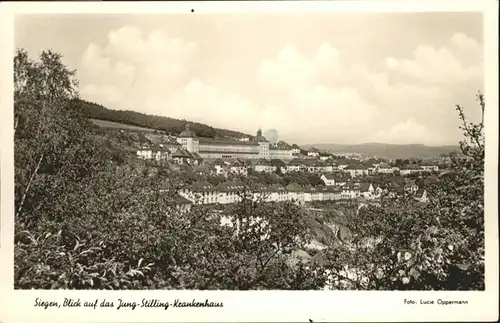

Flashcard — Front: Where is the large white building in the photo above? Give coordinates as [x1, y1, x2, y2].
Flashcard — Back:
[177, 124, 273, 160]
[269, 141, 294, 160]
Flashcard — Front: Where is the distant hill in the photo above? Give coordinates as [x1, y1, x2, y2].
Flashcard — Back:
[79, 99, 251, 139]
[301, 142, 459, 159]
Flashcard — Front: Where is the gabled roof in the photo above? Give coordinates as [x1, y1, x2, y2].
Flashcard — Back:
[199, 137, 259, 146]
[216, 181, 246, 192]
[192, 152, 203, 160]
[286, 183, 303, 192]
[270, 159, 286, 166]
[163, 137, 181, 146]
[289, 158, 305, 166]
[190, 181, 215, 192]
[175, 195, 192, 205]
[270, 184, 286, 192]
[256, 159, 273, 166]
[213, 158, 227, 166]
[359, 182, 372, 192]
[172, 148, 191, 158]
[321, 173, 337, 180]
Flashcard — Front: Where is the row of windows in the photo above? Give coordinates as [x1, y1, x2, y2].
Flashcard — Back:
[199, 146, 259, 153]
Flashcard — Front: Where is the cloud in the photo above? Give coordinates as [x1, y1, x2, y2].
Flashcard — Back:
[375, 118, 433, 144]
[257, 42, 378, 143]
[76, 24, 483, 146]
[78, 25, 198, 109]
[385, 32, 483, 85]
[161, 79, 257, 133]
[264, 129, 279, 144]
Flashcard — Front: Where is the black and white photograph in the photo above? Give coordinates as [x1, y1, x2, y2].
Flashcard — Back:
[0, 1, 498, 322]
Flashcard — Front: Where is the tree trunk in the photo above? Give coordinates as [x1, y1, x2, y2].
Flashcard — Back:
[15, 153, 44, 218]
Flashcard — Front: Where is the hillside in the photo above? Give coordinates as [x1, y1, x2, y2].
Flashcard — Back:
[79, 99, 251, 139]
[301, 142, 459, 159]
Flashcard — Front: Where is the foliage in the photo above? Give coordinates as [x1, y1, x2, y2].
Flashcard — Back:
[14, 48, 324, 290]
[13, 47, 485, 291]
[79, 99, 249, 139]
[320, 92, 485, 290]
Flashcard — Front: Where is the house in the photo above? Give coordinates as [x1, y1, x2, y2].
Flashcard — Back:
[287, 183, 305, 205]
[359, 182, 375, 199]
[365, 164, 377, 175]
[270, 159, 286, 172]
[344, 164, 369, 177]
[269, 141, 294, 160]
[229, 160, 248, 176]
[213, 159, 229, 176]
[415, 189, 429, 203]
[400, 164, 423, 176]
[193, 164, 214, 176]
[337, 164, 349, 171]
[319, 153, 331, 161]
[341, 183, 360, 199]
[404, 180, 419, 193]
[325, 186, 342, 201]
[291, 144, 301, 156]
[307, 148, 320, 157]
[171, 148, 194, 165]
[321, 174, 337, 186]
[421, 163, 439, 172]
[269, 184, 288, 202]
[283, 158, 306, 173]
[376, 163, 394, 174]
[179, 181, 218, 205]
[191, 152, 203, 165]
[174, 195, 192, 213]
[162, 136, 182, 151]
[136, 144, 169, 161]
[254, 159, 277, 173]
[136, 146, 153, 160]
[216, 181, 245, 204]
[307, 160, 325, 173]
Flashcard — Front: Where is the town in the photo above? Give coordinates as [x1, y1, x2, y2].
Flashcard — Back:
[125, 123, 448, 211]
[11, 9, 486, 296]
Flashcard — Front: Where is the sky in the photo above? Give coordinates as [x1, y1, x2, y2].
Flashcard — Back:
[15, 13, 484, 146]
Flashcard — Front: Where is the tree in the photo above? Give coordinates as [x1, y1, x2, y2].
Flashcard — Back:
[320, 92, 485, 290]
[14, 48, 326, 290]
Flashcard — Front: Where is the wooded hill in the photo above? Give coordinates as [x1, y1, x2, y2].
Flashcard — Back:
[79, 99, 251, 139]
[302, 142, 459, 159]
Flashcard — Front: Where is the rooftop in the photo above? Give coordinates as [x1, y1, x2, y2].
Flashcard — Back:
[199, 137, 260, 146]
[179, 124, 197, 138]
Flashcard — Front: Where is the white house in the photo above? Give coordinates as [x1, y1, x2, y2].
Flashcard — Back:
[229, 160, 248, 176]
[415, 189, 429, 203]
[376, 163, 395, 174]
[254, 160, 277, 173]
[341, 184, 360, 199]
[307, 148, 320, 157]
[344, 165, 369, 177]
[400, 165, 423, 176]
[337, 164, 349, 171]
[137, 144, 170, 161]
[320, 174, 337, 186]
[421, 164, 439, 172]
